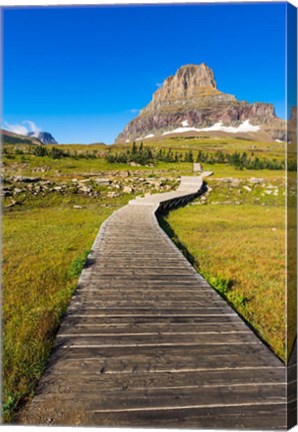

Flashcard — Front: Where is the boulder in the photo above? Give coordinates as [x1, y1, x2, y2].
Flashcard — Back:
[123, 186, 134, 193]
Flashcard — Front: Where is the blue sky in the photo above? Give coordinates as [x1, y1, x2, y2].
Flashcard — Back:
[2, 3, 290, 144]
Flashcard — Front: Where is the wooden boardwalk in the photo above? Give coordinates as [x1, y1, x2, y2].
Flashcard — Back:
[20, 176, 296, 428]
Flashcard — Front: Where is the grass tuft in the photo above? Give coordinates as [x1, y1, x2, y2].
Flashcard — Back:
[67, 250, 90, 278]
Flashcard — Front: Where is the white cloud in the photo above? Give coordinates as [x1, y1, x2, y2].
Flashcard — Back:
[3, 120, 42, 136]
[3, 121, 28, 136]
[23, 120, 41, 135]
[129, 109, 140, 114]
[156, 82, 163, 88]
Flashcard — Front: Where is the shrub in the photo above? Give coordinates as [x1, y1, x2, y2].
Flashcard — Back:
[33, 146, 48, 157]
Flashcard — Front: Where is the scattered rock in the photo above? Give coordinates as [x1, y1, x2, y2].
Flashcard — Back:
[73, 205, 83, 209]
[79, 186, 92, 194]
[123, 186, 134, 193]
[14, 176, 41, 183]
[107, 192, 120, 198]
[221, 178, 233, 183]
[5, 199, 17, 208]
[32, 166, 49, 173]
[248, 177, 264, 185]
[231, 179, 241, 187]
[14, 188, 24, 194]
[243, 185, 252, 192]
[94, 178, 111, 185]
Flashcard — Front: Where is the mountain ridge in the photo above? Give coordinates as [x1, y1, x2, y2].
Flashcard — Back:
[1, 129, 58, 145]
[115, 63, 286, 143]
[27, 131, 58, 145]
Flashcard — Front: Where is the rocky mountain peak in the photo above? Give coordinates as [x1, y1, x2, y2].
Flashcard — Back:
[115, 62, 287, 143]
[175, 63, 216, 89]
[27, 131, 58, 145]
[141, 63, 235, 117]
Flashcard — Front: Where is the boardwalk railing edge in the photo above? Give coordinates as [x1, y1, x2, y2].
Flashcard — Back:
[75, 174, 286, 366]
[76, 175, 205, 290]
[19, 174, 295, 429]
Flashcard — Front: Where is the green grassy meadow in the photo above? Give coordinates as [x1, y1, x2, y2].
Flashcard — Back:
[163, 179, 288, 360]
[3, 192, 131, 421]
[2, 135, 295, 420]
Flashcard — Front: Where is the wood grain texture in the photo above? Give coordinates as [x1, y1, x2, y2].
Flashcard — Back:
[19, 176, 296, 429]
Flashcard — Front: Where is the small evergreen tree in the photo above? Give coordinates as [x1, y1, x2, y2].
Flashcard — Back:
[132, 142, 137, 155]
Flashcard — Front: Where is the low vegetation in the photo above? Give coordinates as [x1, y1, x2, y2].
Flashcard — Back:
[164, 176, 291, 361]
[105, 142, 194, 165]
[105, 142, 289, 170]
[2, 135, 294, 421]
[196, 149, 292, 171]
[2, 192, 131, 422]
[2, 154, 180, 421]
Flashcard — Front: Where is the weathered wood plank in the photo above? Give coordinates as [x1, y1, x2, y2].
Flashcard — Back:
[38, 368, 286, 392]
[19, 176, 291, 429]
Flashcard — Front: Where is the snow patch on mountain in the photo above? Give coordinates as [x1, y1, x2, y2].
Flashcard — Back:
[163, 120, 260, 136]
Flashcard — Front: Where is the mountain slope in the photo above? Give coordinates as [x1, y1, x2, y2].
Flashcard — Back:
[27, 131, 58, 144]
[2, 129, 58, 145]
[115, 63, 286, 143]
[1, 129, 41, 145]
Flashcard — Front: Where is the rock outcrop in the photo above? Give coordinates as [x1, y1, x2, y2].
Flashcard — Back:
[115, 63, 287, 143]
[27, 131, 58, 145]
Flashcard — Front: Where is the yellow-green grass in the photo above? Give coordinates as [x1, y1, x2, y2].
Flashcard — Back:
[3, 152, 192, 179]
[2, 194, 129, 421]
[165, 197, 289, 361]
[2, 137, 293, 421]
[198, 164, 286, 179]
[3, 151, 285, 182]
[5, 135, 285, 153]
[113, 135, 285, 155]
[3, 135, 286, 184]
